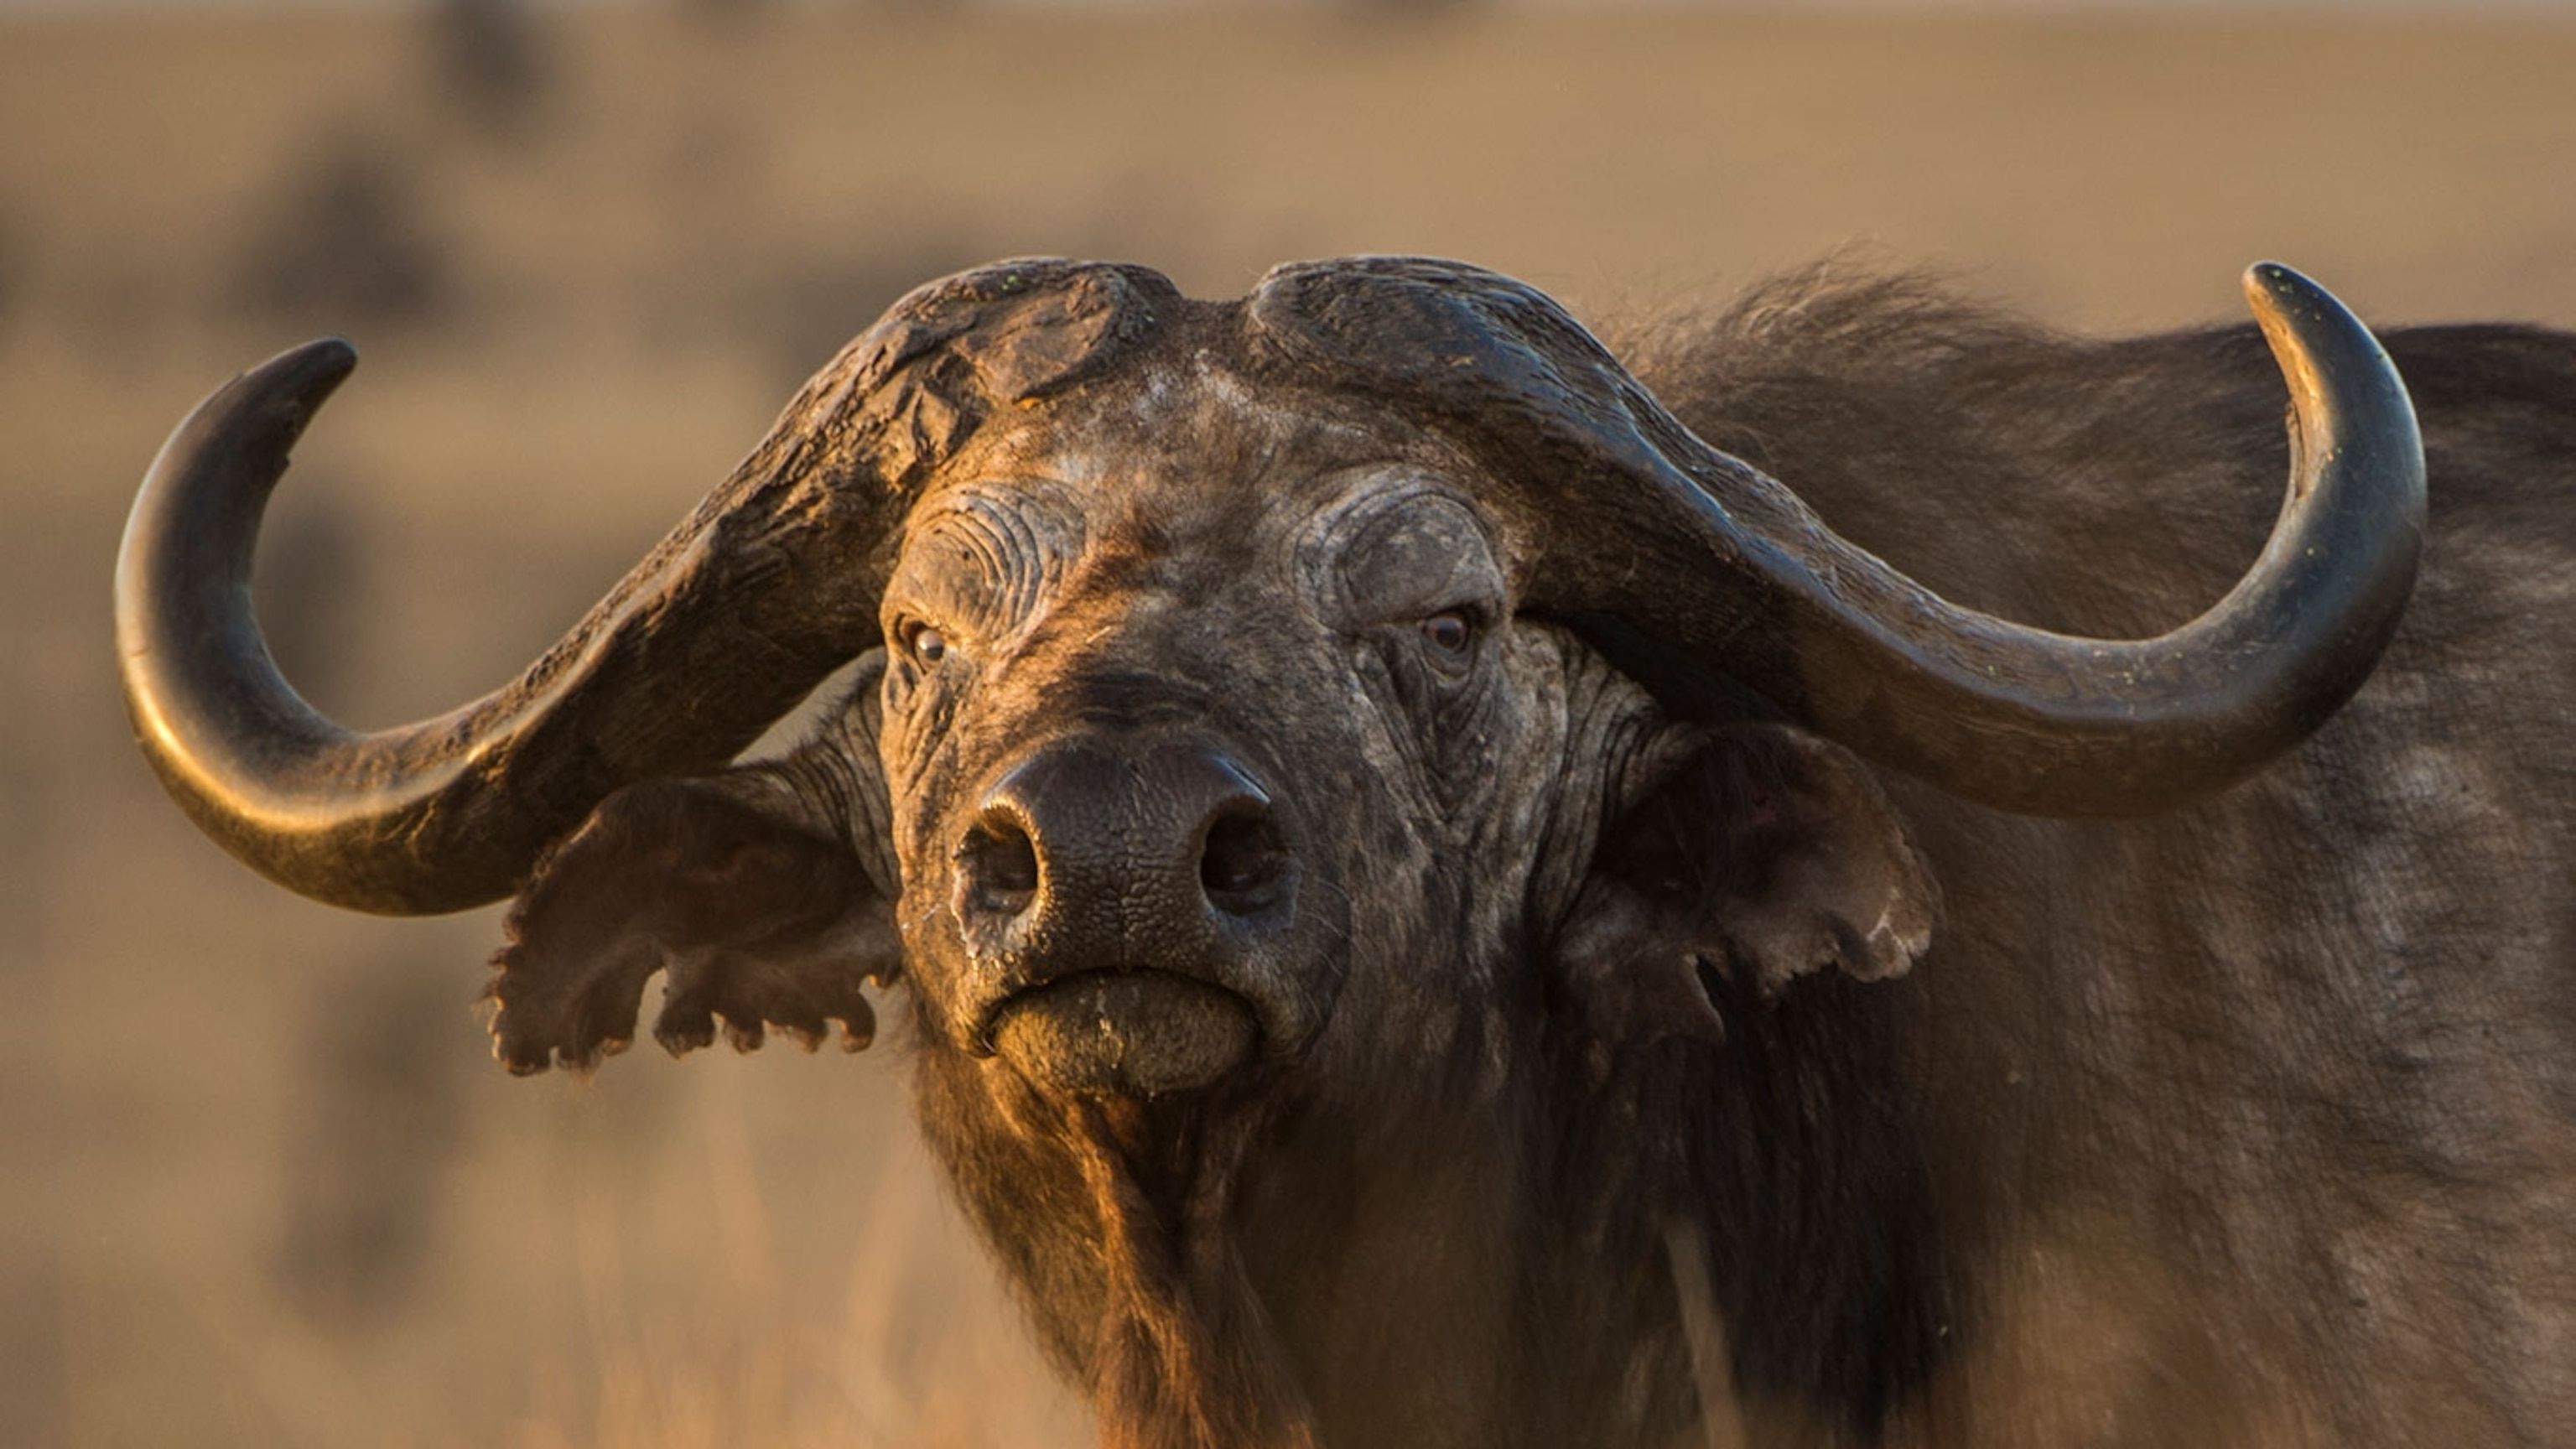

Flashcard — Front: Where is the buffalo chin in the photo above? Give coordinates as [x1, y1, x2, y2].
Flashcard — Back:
[989, 971, 1259, 1096]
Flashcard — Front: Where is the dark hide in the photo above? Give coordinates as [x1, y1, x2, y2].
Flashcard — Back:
[486, 266, 2576, 1448]
[1613, 268, 2576, 1445]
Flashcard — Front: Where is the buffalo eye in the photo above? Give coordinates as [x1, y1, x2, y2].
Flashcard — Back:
[904, 621, 948, 665]
[1420, 610, 1474, 657]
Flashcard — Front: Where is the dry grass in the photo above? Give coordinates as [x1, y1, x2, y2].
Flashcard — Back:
[4, 6, 2573, 1446]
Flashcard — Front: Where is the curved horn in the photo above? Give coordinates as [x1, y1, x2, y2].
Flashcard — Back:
[1250, 259, 2426, 816]
[115, 340, 881, 914]
[117, 260, 1182, 914]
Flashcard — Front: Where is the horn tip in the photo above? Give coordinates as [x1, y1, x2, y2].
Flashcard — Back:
[2242, 261, 2328, 327]
[2240, 262, 2386, 363]
[2244, 258, 2303, 291]
[190, 337, 361, 444]
[267, 335, 360, 394]
[2237, 262, 2384, 442]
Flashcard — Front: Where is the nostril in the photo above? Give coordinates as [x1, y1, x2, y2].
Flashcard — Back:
[1200, 806, 1289, 915]
[959, 815, 1041, 917]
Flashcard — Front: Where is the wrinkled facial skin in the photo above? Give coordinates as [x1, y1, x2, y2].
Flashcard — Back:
[874, 360, 1625, 1098]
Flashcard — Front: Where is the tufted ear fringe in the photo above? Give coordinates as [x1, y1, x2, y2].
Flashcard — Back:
[484, 771, 900, 1076]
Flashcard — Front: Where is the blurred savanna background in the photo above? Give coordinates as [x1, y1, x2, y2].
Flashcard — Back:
[4, 0, 2573, 1444]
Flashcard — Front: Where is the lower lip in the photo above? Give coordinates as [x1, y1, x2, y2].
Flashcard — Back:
[984, 969, 1259, 1096]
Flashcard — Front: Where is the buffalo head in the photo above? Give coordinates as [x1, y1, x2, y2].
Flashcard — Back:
[117, 256, 2420, 1096]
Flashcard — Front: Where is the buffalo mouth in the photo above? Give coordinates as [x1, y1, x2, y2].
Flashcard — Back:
[985, 969, 1260, 1096]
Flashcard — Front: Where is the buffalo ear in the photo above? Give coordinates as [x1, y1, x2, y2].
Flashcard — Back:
[486, 769, 899, 1075]
[1557, 723, 1938, 1046]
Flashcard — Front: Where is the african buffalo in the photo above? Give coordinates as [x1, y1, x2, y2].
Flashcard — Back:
[118, 257, 2576, 1447]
